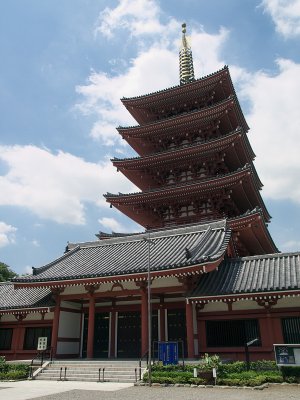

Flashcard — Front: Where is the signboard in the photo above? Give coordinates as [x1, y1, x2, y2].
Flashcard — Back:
[37, 336, 48, 351]
[274, 344, 300, 366]
[158, 341, 178, 365]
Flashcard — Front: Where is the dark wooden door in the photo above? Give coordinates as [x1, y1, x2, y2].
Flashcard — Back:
[117, 311, 141, 358]
[167, 309, 187, 357]
[82, 312, 109, 358]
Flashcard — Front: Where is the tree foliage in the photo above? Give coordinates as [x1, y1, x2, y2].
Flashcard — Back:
[0, 262, 17, 282]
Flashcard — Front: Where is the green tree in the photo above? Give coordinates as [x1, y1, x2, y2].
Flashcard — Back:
[0, 262, 17, 282]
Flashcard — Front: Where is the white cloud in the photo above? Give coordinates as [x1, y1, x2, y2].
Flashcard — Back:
[98, 217, 126, 232]
[24, 266, 33, 275]
[77, 0, 227, 146]
[76, 0, 300, 207]
[240, 58, 300, 203]
[0, 145, 136, 225]
[281, 240, 300, 251]
[95, 0, 178, 39]
[0, 221, 17, 248]
[262, 0, 300, 37]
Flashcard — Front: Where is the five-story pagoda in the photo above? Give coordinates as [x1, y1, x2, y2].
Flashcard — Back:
[105, 24, 277, 257]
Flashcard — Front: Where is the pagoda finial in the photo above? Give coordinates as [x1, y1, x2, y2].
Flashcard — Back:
[179, 23, 195, 85]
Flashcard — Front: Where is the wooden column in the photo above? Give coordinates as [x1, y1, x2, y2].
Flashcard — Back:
[87, 296, 95, 359]
[13, 314, 26, 360]
[109, 305, 116, 358]
[51, 292, 62, 358]
[159, 309, 166, 341]
[140, 285, 148, 356]
[185, 300, 194, 358]
[85, 284, 99, 359]
[159, 296, 165, 341]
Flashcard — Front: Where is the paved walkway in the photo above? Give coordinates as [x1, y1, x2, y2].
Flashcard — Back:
[0, 380, 132, 400]
[0, 381, 299, 400]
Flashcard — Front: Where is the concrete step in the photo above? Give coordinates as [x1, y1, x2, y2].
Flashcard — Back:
[36, 376, 136, 382]
[35, 360, 145, 382]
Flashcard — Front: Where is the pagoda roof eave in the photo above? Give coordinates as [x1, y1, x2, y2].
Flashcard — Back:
[112, 128, 254, 169]
[117, 96, 249, 137]
[228, 208, 278, 254]
[121, 66, 229, 106]
[105, 165, 271, 222]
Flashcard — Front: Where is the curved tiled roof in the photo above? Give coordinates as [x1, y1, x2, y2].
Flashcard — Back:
[121, 66, 229, 102]
[189, 252, 300, 298]
[13, 221, 231, 284]
[118, 95, 249, 134]
[112, 127, 254, 167]
[0, 282, 54, 311]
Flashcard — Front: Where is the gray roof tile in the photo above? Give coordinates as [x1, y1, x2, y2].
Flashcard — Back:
[0, 282, 54, 311]
[13, 221, 231, 283]
[189, 252, 300, 298]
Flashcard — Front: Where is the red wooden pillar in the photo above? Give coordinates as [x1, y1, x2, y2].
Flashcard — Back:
[159, 307, 166, 341]
[51, 299, 61, 358]
[87, 296, 95, 359]
[141, 286, 148, 356]
[110, 309, 116, 358]
[186, 300, 194, 358]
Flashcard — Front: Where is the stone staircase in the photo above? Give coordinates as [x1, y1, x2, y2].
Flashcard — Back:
[34, 360, 147, 383]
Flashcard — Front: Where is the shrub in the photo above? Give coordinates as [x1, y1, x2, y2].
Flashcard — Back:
[281, 366, 300, 378]
[0, 358, 29, 381]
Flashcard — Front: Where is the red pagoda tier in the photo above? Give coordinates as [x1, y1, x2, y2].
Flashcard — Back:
[105, 34, 277, 257]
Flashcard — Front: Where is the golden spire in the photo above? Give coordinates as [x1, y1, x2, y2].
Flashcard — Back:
[179, 23, 195, 85]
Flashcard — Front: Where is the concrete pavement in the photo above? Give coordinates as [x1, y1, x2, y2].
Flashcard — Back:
[0, 380, 133, 400]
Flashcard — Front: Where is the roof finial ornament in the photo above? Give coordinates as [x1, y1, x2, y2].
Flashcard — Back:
[179, 23, 195, 85]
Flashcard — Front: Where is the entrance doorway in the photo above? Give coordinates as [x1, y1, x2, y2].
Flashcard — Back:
[167, 309, 187, 357]
[82, 312, 110, 358]
[117, 311, 140, 358]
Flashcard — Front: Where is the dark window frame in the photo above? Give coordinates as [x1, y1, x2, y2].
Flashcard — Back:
[0, 328, 13, 350]
[23, 327, 52, 350]
[282, 317, 300, 344]
[206, 319, 261, 347]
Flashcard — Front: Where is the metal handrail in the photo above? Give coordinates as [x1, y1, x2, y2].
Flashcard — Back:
[29, 347, 53, 377]
[139, 349, 149, 380]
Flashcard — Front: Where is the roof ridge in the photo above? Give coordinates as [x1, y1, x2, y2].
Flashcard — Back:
[118, 95, 235, 131]
[112, 127, 243, 163]
[121, 66, 228, 101]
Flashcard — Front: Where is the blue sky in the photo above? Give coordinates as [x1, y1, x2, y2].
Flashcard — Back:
[1, 0, 300, 275]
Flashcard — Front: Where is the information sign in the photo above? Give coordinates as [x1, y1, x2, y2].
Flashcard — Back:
[274, 344, 300, 366]
[158, 341, 178, 365]
[37, 336, 48, 351]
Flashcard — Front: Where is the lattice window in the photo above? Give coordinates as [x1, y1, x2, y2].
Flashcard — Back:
[166, 173, 176, 185]
[179, 204, 195, 218]
[163, 206, 175, 221]
[179, 170, 193, 182]
[199, 200, 212, 214]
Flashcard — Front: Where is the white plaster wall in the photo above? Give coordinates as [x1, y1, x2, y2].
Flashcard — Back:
[232, 300, 260, 310]
[198, 302, 228, 312]
[25, 313, 44, 321]
[63, 286, 86, 295]
[44, 312, 54, 320]
[61, 301, 81, 310]
[152, 277, 180, 289]
[57, 341, 79, 354]
[273, 297, 300, 308]
[165, 297, 185, 303]
[58, 311, 81, 338]
[0, 314, 16, 322]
